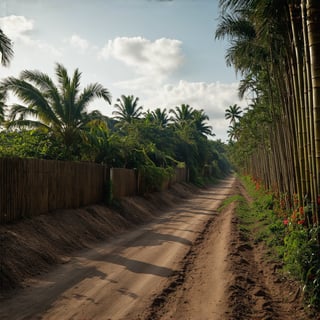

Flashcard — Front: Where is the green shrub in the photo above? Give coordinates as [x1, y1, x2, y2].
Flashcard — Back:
[283, 225, 320, 308]
[240, 174, 320, 310]
[140, 165, 174, 193]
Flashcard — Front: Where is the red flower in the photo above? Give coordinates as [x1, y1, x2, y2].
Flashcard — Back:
[298, 220, 305, 225]
[283, 219, 289, 225]
[308, 273, 315, 281]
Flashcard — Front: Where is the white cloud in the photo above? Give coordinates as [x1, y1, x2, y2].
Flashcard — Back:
[99, 36, 184, 78]
[142, 80, 244, 141]
[68, 34, 89, 52]
[0, 15, 61, 57]
[108, 79, 242, 140]
[101, 37, 243, 138]
[0, 16, 240, 141]
[114, 76, 158, 92]
[0, 15, 33, 40]
[146, 80, 241, 116]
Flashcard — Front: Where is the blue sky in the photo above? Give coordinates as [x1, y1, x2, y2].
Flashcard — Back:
[0, 0, 244, 141]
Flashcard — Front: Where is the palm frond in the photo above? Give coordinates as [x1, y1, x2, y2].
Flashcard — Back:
[8, 103, 36, 121]
[55, 63, 70, 95]
[77, 83, 111, 115]
[0, 29, 14, 66]
[6, 118, 50, 131]
[2, 76, 61, 127]
[218, 0, 255, 13]
[68, 68, 82, 119]
[20, 69, 63, 117]
[215, 14, 255, 41]
[112, 95, 142, 123]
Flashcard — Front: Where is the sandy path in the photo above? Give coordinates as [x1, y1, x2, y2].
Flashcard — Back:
[145, 181, 314, 320]
[151, 202, 235, 320]
[0, 177, 236, 320]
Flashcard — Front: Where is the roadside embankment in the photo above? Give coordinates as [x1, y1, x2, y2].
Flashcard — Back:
[0, 182, 198, 294]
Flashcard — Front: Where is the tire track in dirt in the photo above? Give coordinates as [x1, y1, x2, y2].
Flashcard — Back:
[0, 178, 236, 320]
[144, 181, 315, 320]
[144, 193, 236, 320]
[227, 183, 312, 320]
[227, 211, 276, 319]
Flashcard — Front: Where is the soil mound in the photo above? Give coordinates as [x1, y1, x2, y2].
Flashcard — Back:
[0, 182, 197, 295]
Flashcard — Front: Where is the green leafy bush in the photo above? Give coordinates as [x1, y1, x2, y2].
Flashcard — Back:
[283, 225, 320, 308]
[242, 175, 320, 310]
[139, 165, 174, 193]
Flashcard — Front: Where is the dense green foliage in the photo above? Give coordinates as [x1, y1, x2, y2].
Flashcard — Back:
[217, 0, 320, 309]
[217, 0, 320, 209]
[240, 176, 320, 311]
[1, 63, 111, 160]
[0, 64, 230, 183]
[0, 130, 64, 159]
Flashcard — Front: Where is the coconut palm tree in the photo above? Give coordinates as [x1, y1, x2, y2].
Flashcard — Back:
[112, 95, 143, 124]
[150, 108, 170, 128]
[143, 108, 170, 128]
[227, 122, 241, 142]
[170, 104, 195, 129]
[225, 104, 242, 126]
[1, 63, 111, 159]
[170, 104, 214, 137]
[0, 29, 13, 67]
[192, 109, 214, 137]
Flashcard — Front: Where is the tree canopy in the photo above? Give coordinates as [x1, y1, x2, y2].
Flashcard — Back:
[1, 63, 111, 159]
[0, 66, 230, 182]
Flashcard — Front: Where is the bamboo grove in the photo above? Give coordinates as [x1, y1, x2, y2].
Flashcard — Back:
[216, 0, 320, 225]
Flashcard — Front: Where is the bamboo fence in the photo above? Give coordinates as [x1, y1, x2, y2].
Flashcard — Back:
[0, 158, 188, 223]
[0, 158, 108, 223]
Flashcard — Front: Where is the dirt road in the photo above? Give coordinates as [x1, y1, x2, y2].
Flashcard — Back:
[145, 181, 314, 320]
[0, 177, 236, 320]
[0, 177, 314, 320]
